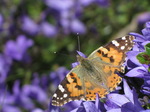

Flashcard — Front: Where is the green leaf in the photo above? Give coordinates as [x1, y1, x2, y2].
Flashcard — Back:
[145, 43, 150, 55]
[136, 53, 147, 64]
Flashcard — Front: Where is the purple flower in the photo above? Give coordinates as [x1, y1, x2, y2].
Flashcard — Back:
[50, 100, 82, 112]
[79, 0, 95, 6]
[0, 54, 12, 83]
[45, 0, 86, 34]
[137, 12, 150, 30]
[45, 0, 74, 11]
[0, 14, 3, 31]
[31, 108, 47, 112]
[105, 79, 144, 112]
[50, 67, 69, 88]
[126, 22, 150, 96]
[60, 16, 86, 34]
[22, 85, 48, 103]
[12, 81, 35, 110]
[40, 22, 57, 37]
[130, 22, 150, 42]
[68, 94, 106, 112]
[69, 18, 86, 34]
[95, 0, 110, 7]
[21, 16, 39, 35]
[4, 35, 33, 61]
[2, 105, 21, 112]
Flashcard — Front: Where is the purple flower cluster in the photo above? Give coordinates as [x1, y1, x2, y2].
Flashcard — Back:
[126, 22, 150, 96]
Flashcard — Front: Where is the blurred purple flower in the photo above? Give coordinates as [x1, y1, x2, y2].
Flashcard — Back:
[60, 16, 86, 34]
[0, 54, 12, 83]
[50, 67, 69, 88]
[70, 18, 86, 34]
[31, 108, 47, 112]
[32, 73, 41, 86]
[95, 0, 110, 7]
[45, 0, 74, 11]
[22, 85, 48, 103]
[40, 22, 57, 37]
[0, 83, 21, 112]
[21, 16, 39, 35]
[12, 81, 35, 110]
[4, 35, 34, 61]
[2, 105, 21, 112]
[32, 73, 50, 92]
[79, 0, 94, 6]
[46, 0, 86, 34]
[137, 12, 150, 28]
[0, 14, 3, 31]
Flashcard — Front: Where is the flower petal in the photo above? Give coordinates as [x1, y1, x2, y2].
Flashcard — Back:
[107, 108, 121, 112]
[121, 102, 138, 112]
[83, 101, 99, 112]
[107, 94, 130, 107]
[123, 79, 133, 103]
[125, 67, 146, 78]
[76, 51, 87, 58]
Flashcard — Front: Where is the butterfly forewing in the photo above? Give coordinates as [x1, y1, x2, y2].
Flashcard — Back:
[52, 35, 135, 106]
[89, 35, 135, 66]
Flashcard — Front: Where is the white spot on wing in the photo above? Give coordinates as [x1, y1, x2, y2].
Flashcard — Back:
[122, 36, 126, 40]
[58, 85, 65, 92]
[112, 40, 119, 46]
[53, 93, 57, 97]
[121, 46, 125, 50]
[63, 94, 68, 98]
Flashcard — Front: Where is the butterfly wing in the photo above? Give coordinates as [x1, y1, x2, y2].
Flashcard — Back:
[88, 35, 135, 91]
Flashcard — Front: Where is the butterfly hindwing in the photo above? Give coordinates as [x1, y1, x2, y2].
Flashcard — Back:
[51, 71, 85, 106]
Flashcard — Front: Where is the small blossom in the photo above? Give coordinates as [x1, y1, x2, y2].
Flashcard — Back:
[45, 0, 74, 11]
[2, 105, 21, 112]
[21, 16, 39, 35]
[4, 35, 33, 61]
[22, 85, 48, 103]
[0, 14, 3, 31]
[50, 67, 69, 88]
[40, 22, 57, 37]
[0, 54, 12, 83]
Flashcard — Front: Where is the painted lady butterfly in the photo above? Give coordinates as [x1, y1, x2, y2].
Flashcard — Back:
[51, 35, 135, 106]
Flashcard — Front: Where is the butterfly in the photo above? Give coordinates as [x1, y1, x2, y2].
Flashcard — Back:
[51, 35, 135, 106]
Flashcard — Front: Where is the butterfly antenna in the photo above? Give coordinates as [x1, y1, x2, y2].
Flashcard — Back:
[77, 33, 81, 51]
[0, 85, 8, 111]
